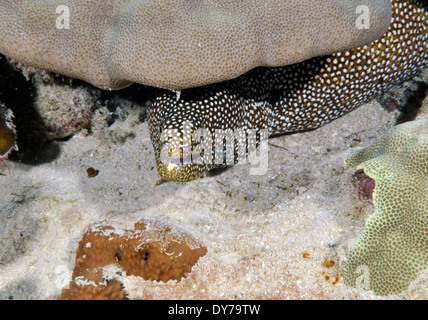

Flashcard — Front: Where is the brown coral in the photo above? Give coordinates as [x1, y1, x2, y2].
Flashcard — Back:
[62, 276, 127, 300]
[61, 218, 207, 300]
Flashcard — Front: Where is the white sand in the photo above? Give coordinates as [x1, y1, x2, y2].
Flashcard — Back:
[0, 97, 427, 300]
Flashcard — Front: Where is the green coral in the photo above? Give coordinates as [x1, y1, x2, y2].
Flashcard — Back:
[344, 119, 428, 296]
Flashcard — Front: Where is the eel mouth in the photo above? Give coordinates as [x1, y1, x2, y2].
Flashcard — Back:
[155, 142, 206, 182]
[156, 161, 205, 182]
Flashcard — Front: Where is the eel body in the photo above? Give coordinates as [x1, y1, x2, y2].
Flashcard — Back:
[149, 0, 428, 182]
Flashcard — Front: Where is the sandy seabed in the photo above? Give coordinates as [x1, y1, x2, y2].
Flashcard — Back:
[0, 91, 427, 300]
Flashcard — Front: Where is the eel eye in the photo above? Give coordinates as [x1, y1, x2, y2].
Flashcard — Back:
[157, 120, 164, 136]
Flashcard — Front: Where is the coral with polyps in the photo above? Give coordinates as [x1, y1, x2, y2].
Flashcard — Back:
[61, 217, 207, 299]
[0, 0, 391, 90]
[344, 119, 428, 295]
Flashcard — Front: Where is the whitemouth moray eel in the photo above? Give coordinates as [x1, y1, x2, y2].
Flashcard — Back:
[149, 0, 428, 182]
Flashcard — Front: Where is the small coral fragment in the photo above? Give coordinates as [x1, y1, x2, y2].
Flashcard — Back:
[61, 217, 207, 300]
[302, 251, 310, 259]
[332, 276, 341, 285]
[344, 119, 428, 295]
[0, 103, 17, 163]
[323, 259, 335, 269]
[86, 167, 99, 178]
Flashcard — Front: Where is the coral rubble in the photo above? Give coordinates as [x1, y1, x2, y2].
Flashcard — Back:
[34, 83, 98, 140]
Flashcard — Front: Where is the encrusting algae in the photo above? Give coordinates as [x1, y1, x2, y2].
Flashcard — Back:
[61, 217, 207, 300]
